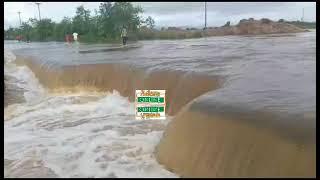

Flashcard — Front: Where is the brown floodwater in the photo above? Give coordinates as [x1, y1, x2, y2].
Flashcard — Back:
[4, 30, 316, 177]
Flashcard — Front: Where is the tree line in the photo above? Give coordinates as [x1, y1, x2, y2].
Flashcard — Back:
[4, 2, 155, 43]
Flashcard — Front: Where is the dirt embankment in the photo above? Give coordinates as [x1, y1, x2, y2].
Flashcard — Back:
[139, 18, 308, 40]
[204, 18, 307, 36]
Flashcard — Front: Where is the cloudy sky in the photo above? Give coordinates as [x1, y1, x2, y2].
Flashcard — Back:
[4, 2, 316, 29]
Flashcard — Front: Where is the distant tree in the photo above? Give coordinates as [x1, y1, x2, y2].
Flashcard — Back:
[20, 22, 32, 41]
[26, 18, 40, 40]
[110, 2, 143, 34]
[4, 2, 157, 42]
[222, 21, 230, 27]
[72, 5, 91, 34]
[54, 17, 73, 40]
[97, 2, 143, 39]
[5, 27, 16, 39]
[37, 18, 55, 41]
[261, 18, 272, 24]
[97, 2, 115, 38]
[145, 16, 155, 29]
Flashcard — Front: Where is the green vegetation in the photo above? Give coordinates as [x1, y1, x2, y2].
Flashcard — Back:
[3, 2, 210, 43]
[4, 2, 315, 43]
[4, 2, 153, 43]
[278, 19, 316, 29]
[285, 20, 316, 29]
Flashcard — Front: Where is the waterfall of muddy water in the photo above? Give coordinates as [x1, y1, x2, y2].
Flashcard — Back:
[4, 30, 316, 177]
[4, 42, 178, 178]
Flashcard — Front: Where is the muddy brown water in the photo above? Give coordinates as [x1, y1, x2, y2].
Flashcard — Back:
[4, 30, 316, 177]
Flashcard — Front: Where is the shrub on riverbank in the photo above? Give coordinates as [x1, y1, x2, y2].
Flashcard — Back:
[284, 21, 316, 29]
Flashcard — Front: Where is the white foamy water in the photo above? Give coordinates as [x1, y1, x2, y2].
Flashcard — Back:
[4, 48, 177, 178]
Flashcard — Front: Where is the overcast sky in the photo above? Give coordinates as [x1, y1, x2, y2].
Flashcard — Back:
[4, 2, 316, 29]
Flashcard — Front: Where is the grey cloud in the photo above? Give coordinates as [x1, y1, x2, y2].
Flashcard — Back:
[4, 2, 316, 29]
[136, 2, 291, 15]
[138, 2, 316, 27]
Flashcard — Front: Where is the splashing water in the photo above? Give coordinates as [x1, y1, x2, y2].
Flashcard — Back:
[4, 47, 177, 178]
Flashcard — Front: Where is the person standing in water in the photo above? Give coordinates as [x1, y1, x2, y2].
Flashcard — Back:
[72, 32, 78, 42]
[72, 32, 79, 53]
[121, 26, 128, 46]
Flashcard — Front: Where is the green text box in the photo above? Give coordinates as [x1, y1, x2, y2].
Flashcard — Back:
[137, 97, 164, 103]
[137, 106, 165, 112]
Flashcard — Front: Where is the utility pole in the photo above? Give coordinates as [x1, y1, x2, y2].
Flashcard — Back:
[204, 2, 207, 30]
[35, 2, 41, 21]
[301, 8, 304, 22]
[17, 11, 22, 26]
[17, 11, 22, 41]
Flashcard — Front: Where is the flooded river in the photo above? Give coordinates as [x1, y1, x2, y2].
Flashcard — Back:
[4, 30, 316, 177]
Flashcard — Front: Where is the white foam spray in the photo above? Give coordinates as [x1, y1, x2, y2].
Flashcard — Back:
[4, 48, 177, 178]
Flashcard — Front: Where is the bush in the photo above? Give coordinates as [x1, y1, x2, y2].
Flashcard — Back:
[261, 18, 272, 24]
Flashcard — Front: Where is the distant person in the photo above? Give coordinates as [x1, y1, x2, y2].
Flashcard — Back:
[73, 32, 78, 42]
[121, 26, 128, 46]
[65, 34, 69, 43]
[16, 35, 22, 42]
[69, 34, 74, 41]
[26, 34, 30, 43]
[65, 34, 73, 43]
